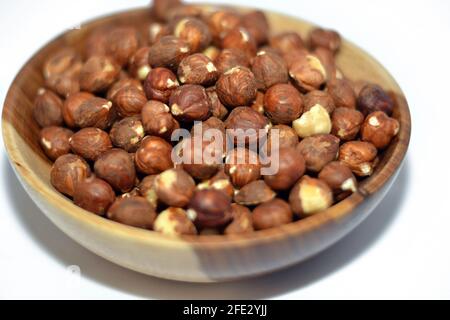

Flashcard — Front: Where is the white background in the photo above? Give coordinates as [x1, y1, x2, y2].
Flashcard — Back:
[1, 0, 450, 300]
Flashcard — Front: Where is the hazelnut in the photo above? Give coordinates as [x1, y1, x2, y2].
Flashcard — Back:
[144, 67, 179, 103]
[224, 148, 261, 188]
[264, 83, 303, 124]
[216, 66, 257, 108]
[203, 46, 221, 61]
[351, 80, 371, 97]
[314, 47, 338, 81]
[289, 176, 333, 216]
[155, 168, 196, 207]
[297, 134, 340, 172]
[69, 128, 113, 161]
[106, 27, 140, 67]
[361, 111, 400, 149]
[107, 78, 143, 101]
[266, 125, 299, 150]
[43, 48, 81, 80]
[73, 176, 116, 216]
[242, 10, 270, 45]
[188, 189, 232, 228]
[137, 175, 158, 208]
[128, 47, 152, 80]
[304, 90, 335, 114]
[308, 28, 341, 53]
[289, 53, 327, 92]
[196, 168, 234, 199]
[154, 207, 198, 236]
[173, 17, 211, 53]
[252, 199, 293, 230]
[293, 104, 332, 138]
[357, 84, 394, 116]
[224, 204, 254, 235]
[62, 92, 94, 128]
[45, 70, 81, 98]
[179, 137, 222, 180]
[234, 180, 276, 206]
[166, 4, 204, 23]
[269, 32, 305, 55]
[177, 53, 218, 86]
[94, 149, 137, 193]
[79, 56, 121, 93]
[221, 27, 257, 58]
[135, 136, 173, 175]
[169, 84, 211, 122]
[110, 116, 145, 152]
[39, 127, 73, 161]
[147, 22, 170, 44]
[33, 88, 63, 128]
[331, 107, 364, 141]
[282, 48, 310, 69]
[252, 50, 288, 91]
[84, 28, 110, 58]
[225, 107, 269, 145]
[148, 35, 191, 70]
[73, 97, 116, 129]
[113, 85, 147, 117]
[250, 91, 265, 114]
[319, 161, 357, 195]
[214, 48, 250, 74]
[206, 87, 228, 120]
[107, 197, 156, 229]
[339, 141, 378, 177]
[264, 147, 306, 191]
[327, 79, 356, 109]
[207, 10, 242, 42]
[141, 101, 179, 139]
[152, 0, 182, 21]
[50, 154, 91, 197]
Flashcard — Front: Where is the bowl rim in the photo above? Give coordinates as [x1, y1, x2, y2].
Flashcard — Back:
[1, 6, 411, 248]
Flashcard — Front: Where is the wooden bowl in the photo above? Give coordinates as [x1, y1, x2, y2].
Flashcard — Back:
[2, 6, 411, 283]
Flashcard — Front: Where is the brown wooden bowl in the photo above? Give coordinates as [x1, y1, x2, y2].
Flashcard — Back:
[2, 6, 411, 282]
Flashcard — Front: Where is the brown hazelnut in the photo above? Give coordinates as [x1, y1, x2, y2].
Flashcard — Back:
[224, 204, 254, 235]
[297, 134, 340, 172]
[62, 92, 94, 128]
[339, 141, 378, 177]
[147, 22, 170, 44]
[252, 50, 288, 91]
[361, 111, 400, 149]
[304, 90, 335, 114]
[110, 116, 145, 152]
[264, 147, 306, 191]
[128, 47, 152, 80]
[152, 0, 182, 21]
[266, 125, 299, 150]
[94, 149, 136, 193]
[292, 104, 332, 138]
[314, 47, 338, 81]
[289, 53, 327, 92]
[39, 127, 73, 161]
[79, 56, 121, 93]
[269, 32, 305, 55]
[327, 79, 356, 109]
[113, 85, 147, 117]
[177, 53, 218, 86]
[225, 107, 269, 145]
[188, 189, 232, 228]
[351, 80, 371, 97]
[169, 84, 211, 122]
[234, 180, 276, 206]
[224, 148, 261, 188]
[107, 197, 156, 229]
[216, 66, 257, 108]
[242, 10, 269, 46]
[214, 48, 250, 74]
[308, 28, 341, 53]
[357, 84, 394, 116]
[196, 168, 234, 199]
[203, 46, 221, 61]
[73, 176, 116, 216]
[148, 35, 191, 70]
[33, 88, 63, 128]
[207, 10, 242, 42]
[107, 78, 143, 101]
[137, 175, 158, 208]
[106, 27, 140, 67]
[43, 48, 81, 80]
[50, 154, 91, 197]
[173, 17, 211, 53]
[154, 207, 198, 236]
[69, 128, 113, 161]
[73, 97, 116, 129]
[222, 27, 257, 59]
[135, 136, 173, 175]
[289, 176, 333, 216]
[282, 48, 310, 69]
[166, 5, 204, 25]
[46, 70, 81, 98]
[252, 199, 293, 230]
[331, 107, 364, 141]
[144, 67, 180, 103]
[319, 161, 357, 195]
[264, 83, 303, 124]
[84, 28, 110, 58]
[155, 168, 196, 207]
[141, 100, 179, 139]
[206, 87, 228, 120]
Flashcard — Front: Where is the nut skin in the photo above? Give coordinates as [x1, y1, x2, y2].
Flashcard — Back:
[289, 176, 333, 216]
[169, 84, 211, 122]
[289, 53, 327, 92]
[264, 83, 303, 124]
[84, 27, 110, 58]
[62, 92, 94, 128]
[234, 180, 276, 206]
[79, 56, 121, 93]
[73, 176, 116, 216]
[43, 48, 81, 80]
[361, 111, 400, 149]
[207, 10, 242, 43]
[339, 141, 378, 177]
[206, 87, 228, 120]
[106, 27, 140, 67]
[297, 134, 340, 172]
[225, 107, 269, 145]
[46, 70, 81, 98]
[252, 199, 293, 230]
[33, 88, 64, 128]
[177, 53, 218, 86]
[188, 189, 232, 229]
[214, 48, 250, 75]
[319, 161, 357, 195]
[135, 136, 173, 175]
[179, 137, 221, 180]
[224, 204, 254, 235]
[73, 97, 116, 129]
[172, 17, 211, 53]
[331, 107, 364, 141]
[308, 28, 341, 53]
[327, 79, 356, 109]
[269, 32, 305, 55]
[264, 147, 306, 191]
[293, 104, 332, 138]
[304, 90, 335, 114]
[107, 78, 143, 101]
[94, 149, 137, 193]
[128, 47, 152, 80]
[357, 84, 394, 116]
[137, 175, 158, 208]
[107, 197, 156, 230]
[113, 85, 147, 117]
[69, 128, 113, 162]
[252, 50, 288, 91]
[141, 101, 179, 139]
[144, 67, 180, 103]
[50, 154, 91, 197]
[216, 66, 257, 108]
[155, 168, 196, 207]
[266, 124, 299, 151]
[224, 148, 261, 188]
[109, 116, 145, 152]
[242, 10, 270, 46]
[148, 35, 191, 70]
[154, 207, 198, 236]
[221, 27, 257, 59]
[39, 127, 74, 161]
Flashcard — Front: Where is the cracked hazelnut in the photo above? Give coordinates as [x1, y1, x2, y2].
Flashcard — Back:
[250, 91, 265, 114]
[319, 161, 357, 195]
[148, 36, 191, 70]
[188, 189, 232, 228]
[361, 111, 400, 149]
[135, 136, 173, 175]
[331, 107, 364, 141]
[269, 32, 305, 55]
[206, 87, 228, 120]
[128, 47, 152, 80]
[155, 168, 196, 207]
[73, 97, 115, 130]
[107, 78, 143, 101]
[297, 134, 340, 172]
[79, 56, 121, 93]
[224, 204, 254, 235]
[289, 176, 333, 216]
[137, 175, 158, 208]
[154, 207, 198, 236]
[144, 67, 179, 103]
[173, 17, 211, 53]
[39, 127, 73, 161]
[214, 48, 250, 74]
[308, 28, 341, 53]
[289, 53, 327, 92]
[169, 84, 211, 121]
[50, 154, 91, 197]
[224, 148, 261, 188]
[73, 176, 116, 216]
[207, 10, 242, 42]
[141, 100, 179, 139]
[339, 141, 378, 177]
[252, 199, 293, 230]
[265, 147, 306, 190]
[252, 50, 288, 91]
[242, 10, 269, 46]
[267, 125, 299, 151]
[222, 27, 257, 58]
[110, 116, 145, 152]
[94, 149, 136, 193]
[264, 83, 303, 124]
[327, 79, 356, 109]
[293, 104, 332, 138]
[216, 66, 257, 108]
[357, 84, 394, 116]
[234, 180, 275, 206]
[62, 92, 94, 128]
[70, 128, 112, 161]
[106, 26, 140, 67]
[113, 85, 147, 117]
[225, 107, 269, 145]
[177, 53, 218, 85]
[107, 197, 156, 229]
[304, 90, 335, 114]
[33, 88, 63, 128]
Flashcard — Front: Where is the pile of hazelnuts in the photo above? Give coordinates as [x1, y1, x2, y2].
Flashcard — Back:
[33, 0, 400, 236]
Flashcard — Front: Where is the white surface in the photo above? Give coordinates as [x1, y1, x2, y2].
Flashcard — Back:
[1, 0, 450, 300]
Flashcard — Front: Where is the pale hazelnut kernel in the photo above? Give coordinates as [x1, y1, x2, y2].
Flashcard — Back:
[289, 176, 333, 216]
[292, 104, 331, 138]
[154, 207, 198, 236]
